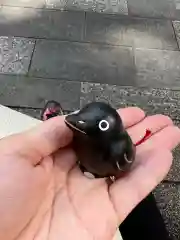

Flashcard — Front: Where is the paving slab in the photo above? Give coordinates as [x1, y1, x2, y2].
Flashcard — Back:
[154, 183, 180, 240]
[80, 82, 180, 113]
[127, 0, 177, 19]
[29, 39, 136, 85]
[45, 0, 128, 15]
[28, 40, 180, 88]
[85, 13, 178, 50]
[135, 48, 180, 88]
[0, 7, 85, 41]
[80, 82, 180, 181]
[0, 36, 35, 75]
[0, 74, 80, 110]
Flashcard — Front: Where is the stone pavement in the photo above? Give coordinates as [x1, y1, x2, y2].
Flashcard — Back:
[1, 0, 180, 238]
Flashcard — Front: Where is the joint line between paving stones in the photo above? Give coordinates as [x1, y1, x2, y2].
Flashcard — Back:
[27, 39, 36, 74]
[7, 105, 72, 113]
[126, 0, 130, 17]
[1, 72, 180, 92]
[7, 34, 180, 52]
[7, 35, 133, 48]
[26, 73, 180, 91]
[83, 11, 87, 42]
[163, 180, 180, 185]
[131, 44, 136, 79]
[7, 105, 43, 110]
[171, 20, 180, 50]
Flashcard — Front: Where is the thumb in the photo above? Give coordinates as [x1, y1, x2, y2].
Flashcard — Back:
[0, 116, 73, 162]
[27, 116, 73, 155]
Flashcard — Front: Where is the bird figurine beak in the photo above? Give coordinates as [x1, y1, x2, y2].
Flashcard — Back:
[65, 112, 86, 135]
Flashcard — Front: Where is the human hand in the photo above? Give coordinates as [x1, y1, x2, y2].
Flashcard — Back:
[0, 107, 179, 240]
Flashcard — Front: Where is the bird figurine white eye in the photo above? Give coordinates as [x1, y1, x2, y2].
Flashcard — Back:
[98, 120, 110, 131]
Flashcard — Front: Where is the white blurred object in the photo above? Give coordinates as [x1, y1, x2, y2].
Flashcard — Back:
[0, 105, 123, 240]
[0, 105, 40, 139]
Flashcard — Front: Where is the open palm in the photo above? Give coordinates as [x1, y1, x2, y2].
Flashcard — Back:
[0, 107, 179, 240]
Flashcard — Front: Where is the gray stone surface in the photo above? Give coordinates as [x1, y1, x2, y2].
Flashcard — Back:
[85, 13, 178, 50]
[167, 147, 180, 182]
[0, 36, 35, 75]
[80, 83, 180, 118]
[154, 183, 180, 240]
[135, 48, 180, 88]
[2, 0, 46, 8]
[127, 0, 176, 19]
[0, 7, 85, 41]
[167, 119, 180, 181]
[0, 75, 80, 110]
[46, 0, 128, 15]
[173, 20, 180, 49]
[30, 40, 136, 85]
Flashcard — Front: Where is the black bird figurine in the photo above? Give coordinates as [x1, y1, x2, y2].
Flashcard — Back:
[65, 102, 136, 178]
[41, 101, 151, 179]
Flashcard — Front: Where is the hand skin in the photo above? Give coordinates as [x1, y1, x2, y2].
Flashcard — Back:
[0, 107, 179, 240]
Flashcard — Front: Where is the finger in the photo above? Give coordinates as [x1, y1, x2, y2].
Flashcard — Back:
[109, 149, 172, 223]
[127, 114, 173, 144]
[138, 126, 180, 152]
[28, 116, 73, 154]
[0, 154, 51, 240]
[0, 116, 73, 161]
[117, 107, 145, 128]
